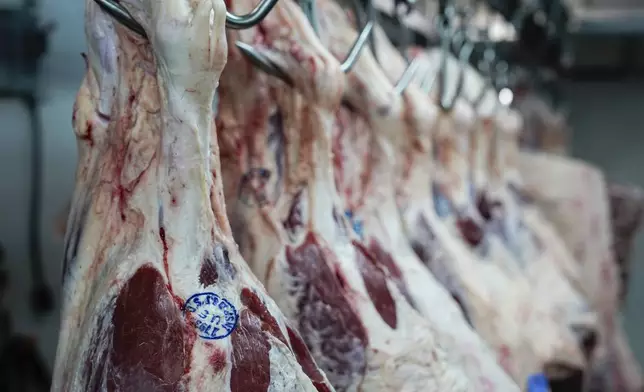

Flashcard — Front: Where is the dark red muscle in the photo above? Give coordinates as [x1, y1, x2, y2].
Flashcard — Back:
[456, 216, 485, 247]
[108, 265, 190, 392]
[352, 241, 398, 329]
[285, 232, 368, 391]
[230, 310, 271, 392]
[366, 239, 417, 311]
[240, 287, 287, 345]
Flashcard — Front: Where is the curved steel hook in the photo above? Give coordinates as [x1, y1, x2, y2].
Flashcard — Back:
[226, 0, 280, 29]
[95, 0, 148, 38]
[435, 7, 477, 112]
[235, 0, 373, 84]
[393, 56, 422, 95]
[436, 18, 453, 111]
[339, 0, 375, 73]
[94, 0, 280, 38]
[235, 42, 293, 85]
[339, 20, 374, 73]
[390, 0, 424, 94]
[440, 37, 474, 110]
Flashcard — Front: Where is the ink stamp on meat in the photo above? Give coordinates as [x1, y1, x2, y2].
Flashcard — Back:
[184, 292, 238, 340]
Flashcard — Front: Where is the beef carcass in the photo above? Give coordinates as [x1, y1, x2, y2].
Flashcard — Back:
[215, 0, 474, 390]
[314, 3, 520, 390]
[519, 152, 644, 392]
[52, 0, 335, 390]
[362, 30, 589, 384]
[486, 113, 598, 337]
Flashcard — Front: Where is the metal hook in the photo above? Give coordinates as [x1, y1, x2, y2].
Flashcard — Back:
[298, 0, 319, 34]
[438, 36, 474, 111]
[235, 42, 294, 85]
[225, 0, 281, 29]
[335, 0, 375, 73]
[419, 58, 439, 93]
[436, 15, 453, 111]
[468, 13, 498, 110]
[393, 56, 422, 95]
[390, 0, 424, 94]
[94, 0, 280, 39]
[235, 0, 373, 84]
[396, 2, 471, 96]
[339, 19, 374, 73]
[94, 0, 147, 37]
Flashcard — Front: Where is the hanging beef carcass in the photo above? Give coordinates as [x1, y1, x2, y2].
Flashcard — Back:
[519, 152, 644, 392]
[51, 0, 335, 390]
[216, 0, 475, 390]
[314, 1, 519, 390]
[353, 24, 588, 386]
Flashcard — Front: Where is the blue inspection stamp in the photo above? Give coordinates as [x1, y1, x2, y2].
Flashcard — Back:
[183, 292, 238, 340]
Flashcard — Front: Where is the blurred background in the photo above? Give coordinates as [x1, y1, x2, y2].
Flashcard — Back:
[2, 0, 644, 388]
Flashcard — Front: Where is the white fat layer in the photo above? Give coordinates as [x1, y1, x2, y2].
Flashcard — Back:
[315, 1, 523, 389]
[315, 1, 589, 387]
[267, 340, 317, 392]
[220, 0, 480, 391]
[53, 0, 327, 390]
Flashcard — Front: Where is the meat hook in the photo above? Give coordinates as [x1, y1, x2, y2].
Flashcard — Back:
[446, 33, 475, 109]
[312, 0, 375, 73]
[394, 5, 455, 96]
[338, 17, 374, 73]
[431, 4, 475, 112]
[390, 0, 426, 95]
[236, 0, 374, 83]
[298, 0, 320, 35]
[234, 42, 294, 86]
[395, 4, 475, 108]
[93, 0, 280, 39]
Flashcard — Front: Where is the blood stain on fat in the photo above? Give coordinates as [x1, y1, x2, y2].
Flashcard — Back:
[353, 241, 398, 329]
[107, 265, 190, 391]
[285, 232, 367, 391]
[334, 267, 348, 290]
[80, 121, 94, 147]
[209, 348, 227, 374]
[159, 227, 170, 286]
